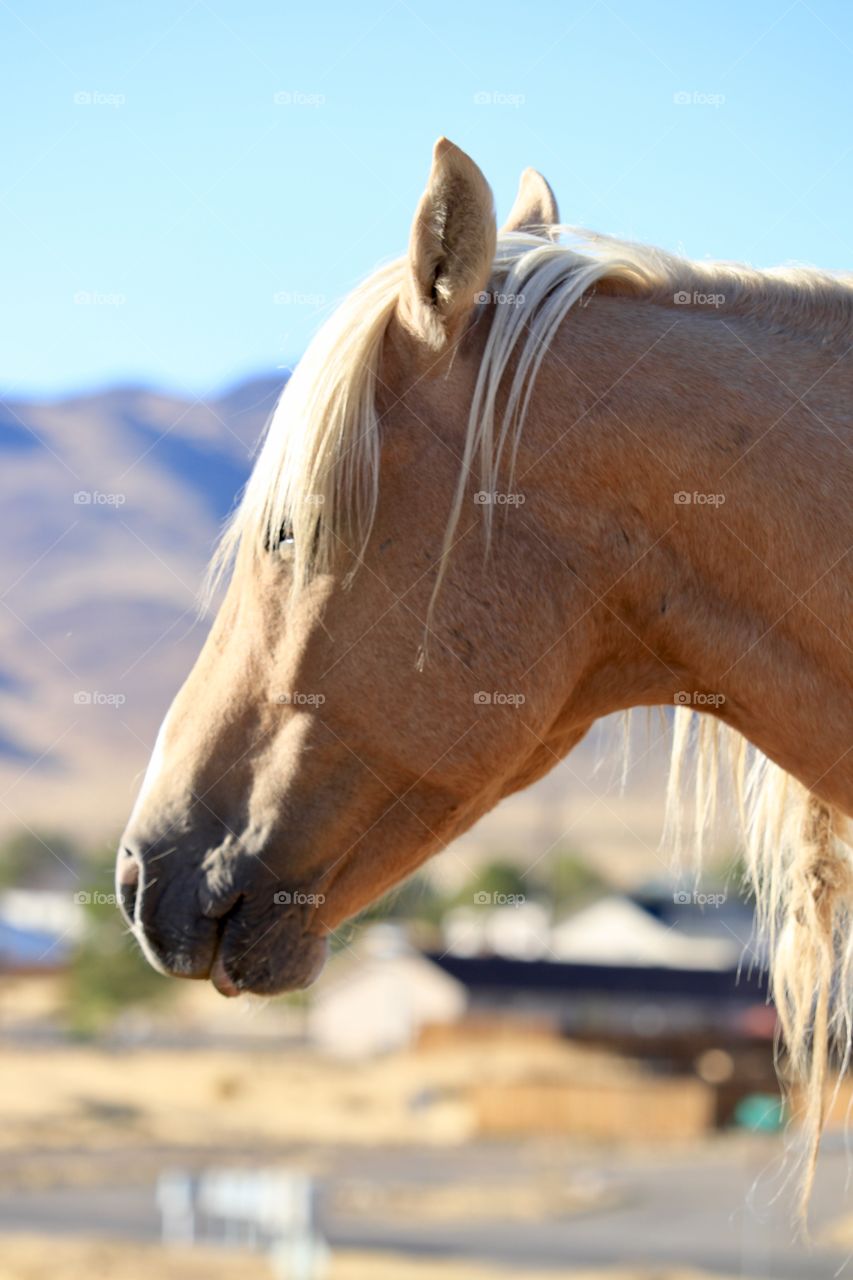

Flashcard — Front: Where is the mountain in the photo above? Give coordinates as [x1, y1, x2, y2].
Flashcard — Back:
[0, 375, 683, 887]
[0, 375, 283, 843]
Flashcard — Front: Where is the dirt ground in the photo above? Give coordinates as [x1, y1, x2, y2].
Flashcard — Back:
[0, 1032, 648, 1156]
[0, 1236, 754, 1280]
[0, 982, 790, 1279]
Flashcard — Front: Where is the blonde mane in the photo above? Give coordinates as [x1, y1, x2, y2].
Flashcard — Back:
[214, 227, 852, 592]
[214, 228, 853, 1203]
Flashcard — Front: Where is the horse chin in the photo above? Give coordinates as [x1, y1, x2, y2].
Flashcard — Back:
[208, 931, 329, 998]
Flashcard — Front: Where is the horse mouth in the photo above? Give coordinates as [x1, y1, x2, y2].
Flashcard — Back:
[206, 926, 328, 998]
[120, 853, 330, 998]
[199, 887, 330, 997]
[134, 916, 329, 998]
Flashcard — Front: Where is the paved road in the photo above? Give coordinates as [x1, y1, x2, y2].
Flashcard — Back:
[0, 1139, 850, 1277]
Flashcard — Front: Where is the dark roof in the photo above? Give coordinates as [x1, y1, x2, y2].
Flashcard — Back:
[427, 952, 769, 1003]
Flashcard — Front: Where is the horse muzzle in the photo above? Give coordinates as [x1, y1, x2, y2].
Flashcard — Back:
[116, 837, 329, 996]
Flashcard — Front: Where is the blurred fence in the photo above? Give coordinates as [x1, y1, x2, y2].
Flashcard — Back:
[157, 1166, 328, 1278]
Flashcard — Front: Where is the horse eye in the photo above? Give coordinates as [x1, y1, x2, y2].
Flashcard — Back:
[265, 523, 294, 553]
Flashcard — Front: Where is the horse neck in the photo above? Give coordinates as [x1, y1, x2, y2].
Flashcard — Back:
[526, 292, 853, 811]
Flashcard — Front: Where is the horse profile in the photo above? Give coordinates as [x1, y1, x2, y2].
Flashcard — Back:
[117, 139, 852, 1199]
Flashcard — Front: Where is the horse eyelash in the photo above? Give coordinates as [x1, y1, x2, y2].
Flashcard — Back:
[264, 522, 294, 553]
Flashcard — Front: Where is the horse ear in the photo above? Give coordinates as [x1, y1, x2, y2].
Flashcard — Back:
[399, 138, 496, 351]
[502, 168, 559, 236]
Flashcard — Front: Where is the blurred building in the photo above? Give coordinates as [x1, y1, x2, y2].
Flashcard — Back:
[0, 889, 78, 973]
[549, 895, 738, 969]
[307, 924, 467, 1059]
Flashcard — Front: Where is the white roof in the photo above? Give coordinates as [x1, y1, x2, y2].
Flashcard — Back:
[550, 896, 739, 969]
[307, 925, 466, 1058]
[0, 889, 83, 940]
[443, 902, 551, 960]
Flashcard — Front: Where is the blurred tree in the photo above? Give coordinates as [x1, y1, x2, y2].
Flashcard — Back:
[65, 848, 172, 1035]
[706, 846, 751, 897]
[454, 858, 530, 908]
[360, 871, 448, 926]
[0, 829, 80, 889]
[352, 850, 609, 933]
[541, 849, 608, 914]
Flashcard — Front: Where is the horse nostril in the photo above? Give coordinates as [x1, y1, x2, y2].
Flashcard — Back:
[116, 846, 140, 924]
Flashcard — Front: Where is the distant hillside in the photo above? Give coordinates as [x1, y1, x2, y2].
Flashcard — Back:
[0, 375, 283, 842]
[0, 374, 699, 887]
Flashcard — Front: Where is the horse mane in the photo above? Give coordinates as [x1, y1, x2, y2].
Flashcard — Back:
[576, 226, 853, 345]
[212, 228, 853, 1206]
[211, 227, 852, 594]
[665, 710, 853, 1210]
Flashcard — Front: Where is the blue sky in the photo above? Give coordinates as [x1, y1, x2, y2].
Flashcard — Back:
[2, 0, 851, 398]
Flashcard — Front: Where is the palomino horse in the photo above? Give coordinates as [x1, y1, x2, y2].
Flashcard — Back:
[118, 139, 851, 1192]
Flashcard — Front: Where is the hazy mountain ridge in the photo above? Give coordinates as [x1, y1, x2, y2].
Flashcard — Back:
[0, 375, 284, 834]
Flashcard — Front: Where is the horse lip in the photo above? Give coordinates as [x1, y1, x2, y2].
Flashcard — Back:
[191, 890, 331, 996]
[208, 907, 244, 997]
[210, 948, 241, 998]
[209, 926, 329, 997]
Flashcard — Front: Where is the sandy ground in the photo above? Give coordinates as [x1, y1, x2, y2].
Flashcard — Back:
[0, 1236, 754, 1280]
[0, 1237, 263, 1280]
[0, 982, 794, 1278]
[0, 1033, 647, 1157]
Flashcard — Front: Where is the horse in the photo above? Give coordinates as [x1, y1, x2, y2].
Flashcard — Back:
[117, 139, 852, 1201]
